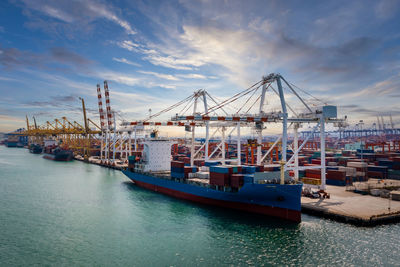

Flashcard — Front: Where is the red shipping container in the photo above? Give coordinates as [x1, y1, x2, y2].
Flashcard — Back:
[264, 167, 274, 171]
[210, 172, 230, 186]
[306, 173, 321, 179]
[306, 169, 321, 174]
[171, 161, 185, 168]
[311, 159, 321, 164]
[305, 169, 322, 179]
[326, 157, 336, 162]
[367, 171, 384, 179]
[327, 170, 346, 181]
[230, 174, 244, 188]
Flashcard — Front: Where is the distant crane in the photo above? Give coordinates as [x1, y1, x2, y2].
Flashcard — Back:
[376, 116, 382, 131]
[390, 114, 395, 130]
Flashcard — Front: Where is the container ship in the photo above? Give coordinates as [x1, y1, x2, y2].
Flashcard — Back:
[42, 140, 73, 161]
[29, 144, 43, 154]
[122, 138, 302, 222]
[43, 147, 73, 161]
[5, 134, 20, 147]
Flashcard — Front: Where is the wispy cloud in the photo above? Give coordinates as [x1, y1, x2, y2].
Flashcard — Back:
[117, 40, 140, 52]
[0, 76, 18, 81]
[112, 57, 141, 67]
[19, 0, 136, 35]
[0, 114, 25, 122]
[51, 47, 91, 65]
[176, 74, 208, 79]
[138, 70, 180, 81]
[101, 71, 142, 86]
[85, 1, 136, 35]
[375, 0, 400, 19]
[0, 45, 92, 72]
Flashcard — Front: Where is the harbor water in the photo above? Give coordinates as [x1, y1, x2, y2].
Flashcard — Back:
[1, 146, 399, 266]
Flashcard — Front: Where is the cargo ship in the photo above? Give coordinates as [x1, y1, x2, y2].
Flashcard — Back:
[29, 144, 43, 154]
[5, 134, 19, 147]
[122, 138, 302, 222]
[42, 140, 73, 161]
[43, 147, 73, 161]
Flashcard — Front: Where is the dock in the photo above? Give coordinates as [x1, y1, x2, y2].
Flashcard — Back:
[302, 184, 400, 226]
[74, 155, 128, 170]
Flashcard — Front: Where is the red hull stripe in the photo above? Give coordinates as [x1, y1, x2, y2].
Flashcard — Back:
[131, 179, 301, 222]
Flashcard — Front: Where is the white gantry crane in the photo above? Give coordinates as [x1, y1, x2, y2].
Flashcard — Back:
[119, 73, 346, 191]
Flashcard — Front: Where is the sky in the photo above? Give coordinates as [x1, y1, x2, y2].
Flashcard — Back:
[0, 0, 400, 134]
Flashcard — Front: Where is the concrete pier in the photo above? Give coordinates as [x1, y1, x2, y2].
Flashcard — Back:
[301, 184, 400, 226]
[74, 155, 128, 170]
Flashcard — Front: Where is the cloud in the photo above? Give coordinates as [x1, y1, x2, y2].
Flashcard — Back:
[0, 45, 42, 69]
[117, 40, 196, 70]
[0, 114, 25, 122]
[40, 5, 74, 23]
[24, 94, 78, 108]
[375, 0, 400, 19]
[138, 70, 180, 81]
[51, 47, 91, 65]
[339, 73, 400, 98]
[248, 17, 273, 33]
[0, 76, 18, 81]
[176, 73, 208, 79]
[112, 90, 157, 103]
[112, 57, 141, 67]
[85, 1, 136, 35]
[0, 115, 26, 132]
[51, 94, 78, 102]
[101, 71, 142, 86]
[117, 40, 140, 52]
[0, 45, 92, 72]
[18, 0, 136, 36]
[117, 22, 380, 91]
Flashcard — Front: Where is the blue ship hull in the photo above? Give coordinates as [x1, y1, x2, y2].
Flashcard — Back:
[122, 170, 303, 222]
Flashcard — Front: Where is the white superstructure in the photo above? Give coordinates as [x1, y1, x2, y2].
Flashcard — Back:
[142, 139, 174, 172]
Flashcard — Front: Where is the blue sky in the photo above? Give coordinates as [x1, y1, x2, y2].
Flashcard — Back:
[0, 0, 400, 133]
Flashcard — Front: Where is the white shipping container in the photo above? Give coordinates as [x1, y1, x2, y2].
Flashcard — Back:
[338, 166, 357, 177]
[188, 172, 197, 178]
[196, 172, 210, 179]
[200, 166, 209, 172]
[347, 162, 368, 168]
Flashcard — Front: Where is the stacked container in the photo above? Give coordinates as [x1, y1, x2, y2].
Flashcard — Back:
[209, 166, 231, 187]
[326, 170, 347, 186]
[367, 165, 388, 179]
[171, 161, 185, 179]
[184, 166, 198, 178]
